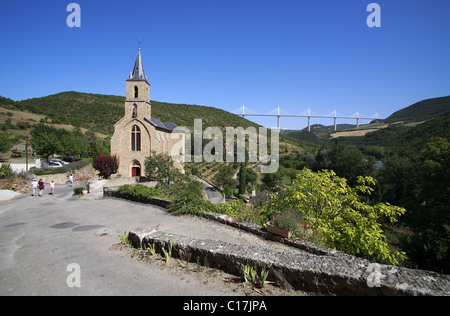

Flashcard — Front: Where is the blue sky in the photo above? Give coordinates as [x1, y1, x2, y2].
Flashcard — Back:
[0, 0, 449, 130]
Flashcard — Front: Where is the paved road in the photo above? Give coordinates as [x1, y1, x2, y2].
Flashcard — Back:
[0, 184, 276, 296]
[193, 176, 224, 205]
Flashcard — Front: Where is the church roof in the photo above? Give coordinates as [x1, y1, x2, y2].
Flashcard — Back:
[127, 48, 149, 82]
[145, 116, 178, 132]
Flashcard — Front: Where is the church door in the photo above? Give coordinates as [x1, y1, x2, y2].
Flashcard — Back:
[131, 161, 141, 177]
[132, 167, 140, 177]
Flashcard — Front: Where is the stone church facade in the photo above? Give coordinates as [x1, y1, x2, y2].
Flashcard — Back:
[111, 48, 184, 177]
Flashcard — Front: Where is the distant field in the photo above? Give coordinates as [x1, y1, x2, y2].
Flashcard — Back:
[330, 123, 388, 138]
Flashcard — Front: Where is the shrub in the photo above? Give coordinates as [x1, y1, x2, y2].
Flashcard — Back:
[0, 163, 15, 180]
[73, 187, 84, 196]
[93, 154, 119, 179]
[116, 184, 167, 203]
[269, 212, 299, 231]
[32, 159, 90, 175]
[215, 200, 268, 226]
[168, 181, 216, 215]
[265, 168, 407, 265]
[169, 193, 216, 216]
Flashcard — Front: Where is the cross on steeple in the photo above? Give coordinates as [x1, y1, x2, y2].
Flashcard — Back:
[138, 40, 142, 50]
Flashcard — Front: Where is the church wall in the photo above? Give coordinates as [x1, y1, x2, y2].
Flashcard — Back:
[110, 49, 184, 177]
[112, 119, 151, 177]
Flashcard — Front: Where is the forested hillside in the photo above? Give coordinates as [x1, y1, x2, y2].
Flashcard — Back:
[10, 91, 262, 135]
[276, 109, 450, 273]
[385, 95, 450, 123]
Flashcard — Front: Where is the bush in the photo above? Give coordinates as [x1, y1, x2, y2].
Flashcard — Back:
[168, 181, 216, 215]
[0, 163, 15, 180]
[169, 193, 216, 216]
[270, 212, 299, 231]
[73, 187, 85, 196]
[116, 184, 167, 203]
[93, 154, 119, 179]
[215, 200, 268, 226]
[32, 159, 90, 175]
[265, 168, 407, 265]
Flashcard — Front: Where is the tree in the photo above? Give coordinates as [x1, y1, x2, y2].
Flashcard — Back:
[238, 163, 246, 195]
[419, 137, 450, 203]
[406, 137, 450, 273]
[30, 124, 60, 159]
[378, 153, 418, 207]
[144, 151, 183, 186]
[0, 132, 13, 154]
[262, 172, 280, 191]
[265, 168, 406, 265]
[30, 124, 93, 159]
[93, 154, 119, 179]
[213, 164, 237, 198]
[328, 142, 371, 185]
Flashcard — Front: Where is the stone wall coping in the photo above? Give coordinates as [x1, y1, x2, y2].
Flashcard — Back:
[129, 229, 450, 296]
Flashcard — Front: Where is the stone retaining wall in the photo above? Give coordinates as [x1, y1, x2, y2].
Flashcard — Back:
[106, 185, 450, 295]
[31, 164, 96, 185]
[129, 229, 450, 296]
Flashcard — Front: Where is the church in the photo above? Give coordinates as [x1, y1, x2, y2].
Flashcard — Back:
[111, 48, 185, 177]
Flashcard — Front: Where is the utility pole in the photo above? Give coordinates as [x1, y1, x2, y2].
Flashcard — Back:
[25, 136, 29, 173]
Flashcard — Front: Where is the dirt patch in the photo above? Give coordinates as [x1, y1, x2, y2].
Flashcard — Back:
[0, 178, 29, 193]
[112, 243, 312, 296]
[330, 129, 380, 138]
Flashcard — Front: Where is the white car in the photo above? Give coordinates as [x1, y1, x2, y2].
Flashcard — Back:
[50, 159, 69, 165]
[47, 161, 64, 168]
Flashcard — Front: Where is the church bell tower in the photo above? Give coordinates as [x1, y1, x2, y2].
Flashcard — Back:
[125, 47, 151, 119]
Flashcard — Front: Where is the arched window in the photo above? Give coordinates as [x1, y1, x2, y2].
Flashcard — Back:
[131, 125, 141, 151]
[134, 86, 139, 98]
[132, 104, 137, 118]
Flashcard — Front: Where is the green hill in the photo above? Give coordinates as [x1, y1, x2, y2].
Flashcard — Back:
[14, 92, 124, 134]
[11, 91, 262, 135]
[336, 111, 450, 157]
[385, 95, 450, 123]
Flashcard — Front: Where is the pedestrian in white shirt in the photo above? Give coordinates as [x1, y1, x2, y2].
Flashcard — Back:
[50, 181, 55, 196]
[31, 179, 38, 196]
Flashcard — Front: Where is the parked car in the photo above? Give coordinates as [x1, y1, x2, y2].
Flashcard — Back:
[47, 161, 64, 168]
[49, 159, 69, 165]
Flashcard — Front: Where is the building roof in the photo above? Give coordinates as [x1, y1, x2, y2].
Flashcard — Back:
[127, 48, 149, 83]
[145, 116, 178, 132]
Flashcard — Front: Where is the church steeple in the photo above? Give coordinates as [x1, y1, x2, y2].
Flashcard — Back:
[125, 45, 151, 119]
[127, 47, 148, 83]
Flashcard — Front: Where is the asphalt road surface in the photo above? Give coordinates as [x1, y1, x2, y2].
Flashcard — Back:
[0, 184, 263, 296]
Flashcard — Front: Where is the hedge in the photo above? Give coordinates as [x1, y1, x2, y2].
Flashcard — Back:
[32, 159, 91, 175]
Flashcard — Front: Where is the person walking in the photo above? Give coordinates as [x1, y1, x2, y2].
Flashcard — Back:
[31, 179, 38, 197]
[50, 180, 55, 196]
[69, 174, 74, 187]
[38, 179, 45, 197]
